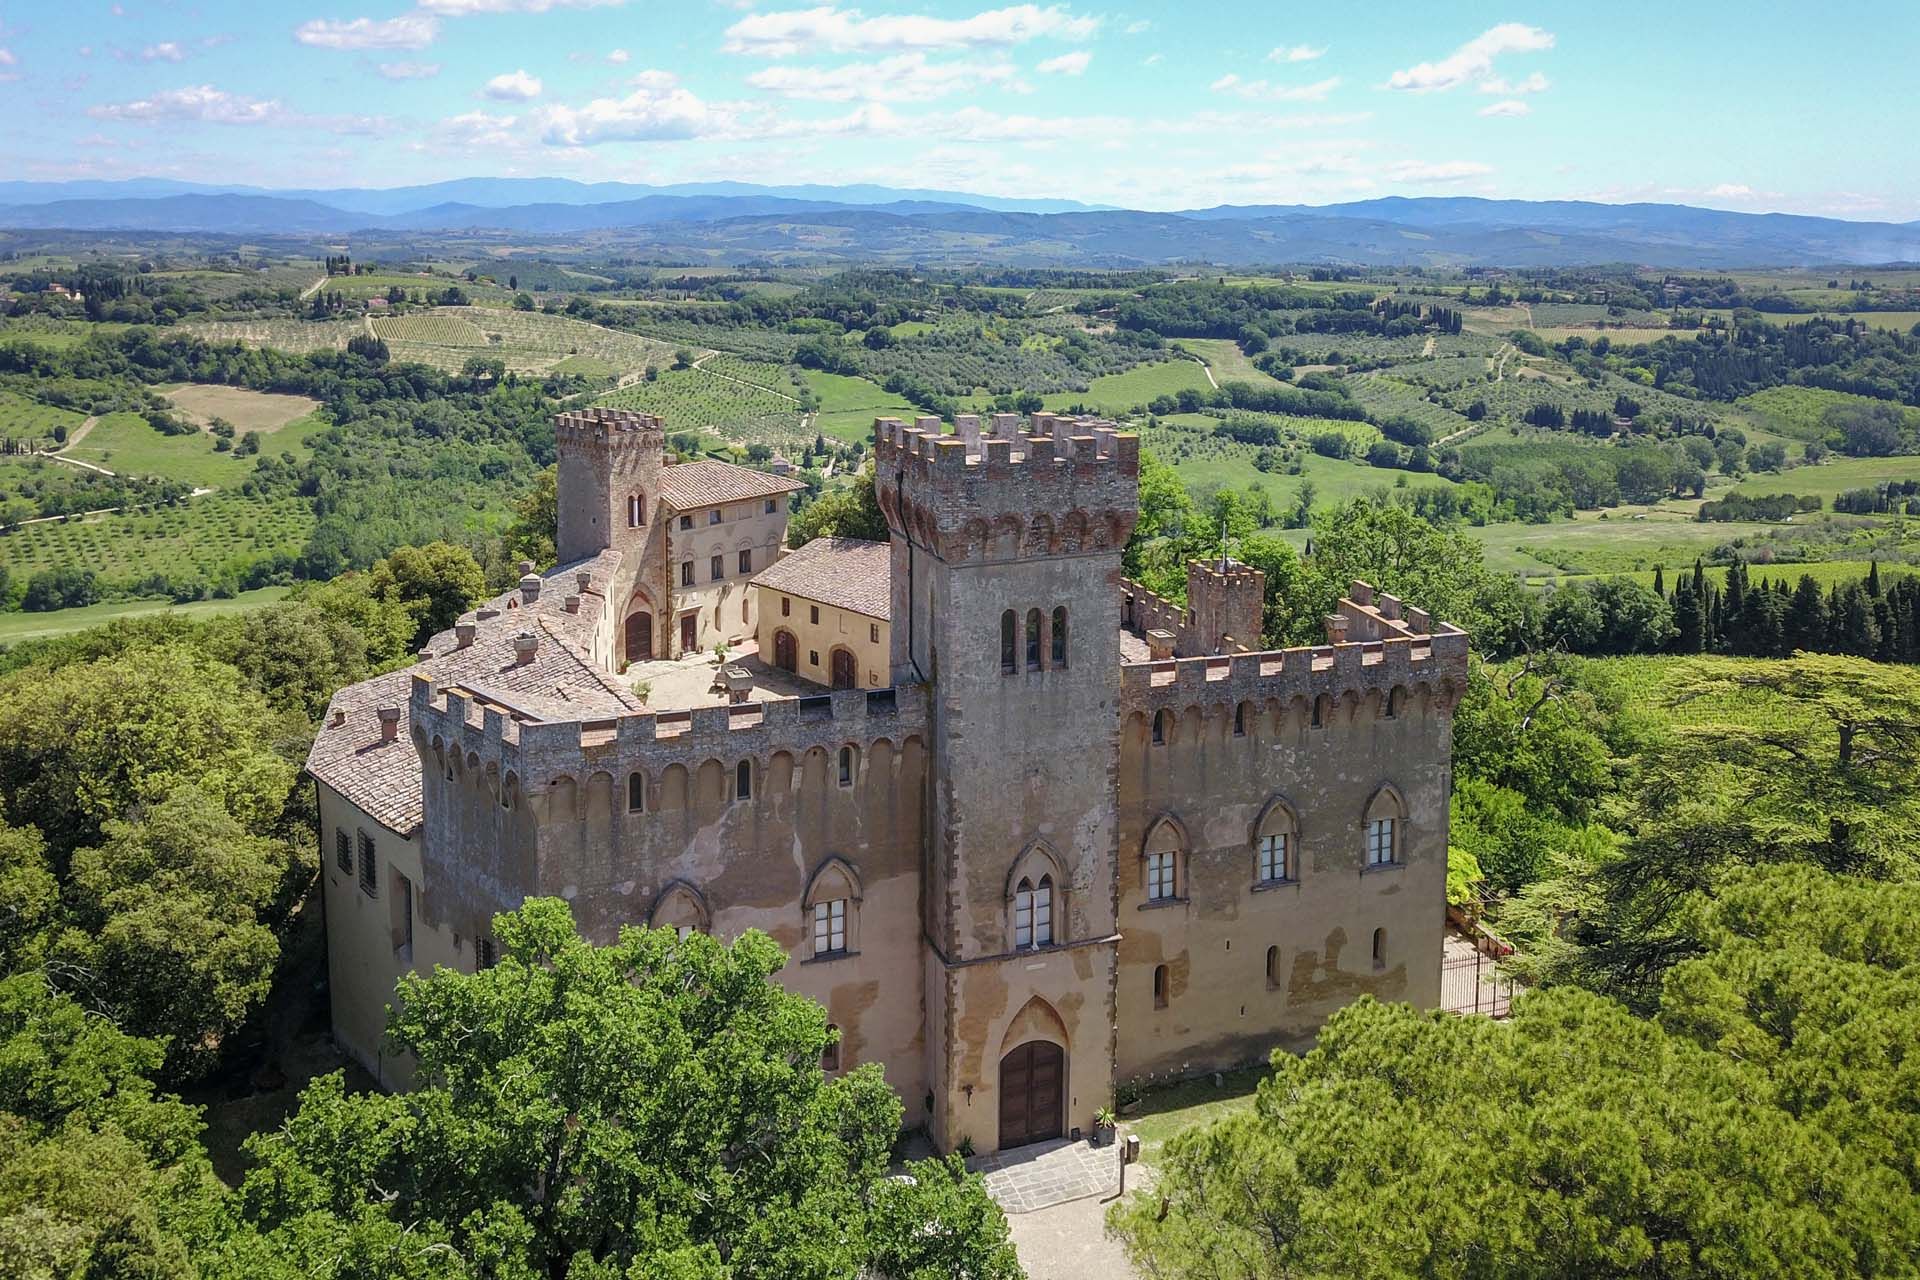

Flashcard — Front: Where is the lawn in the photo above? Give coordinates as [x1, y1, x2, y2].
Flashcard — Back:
[1038, 358, 1213, 416]
[1728, 454, 1920, 501]
[0, 586, 291, 644]
[1145, 414, 1449, 513]
[802, 370, 921, 444]
[1123, 1066, 1266, 1165]
[1462, 508, 1789, 578]
[1180, 338, 1290, 390]
[0, 391, 87, 440]
[61, 413, 269, 488]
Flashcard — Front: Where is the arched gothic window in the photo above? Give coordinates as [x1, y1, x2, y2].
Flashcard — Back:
[1000, 610, 1017, 673]
[627, 771, 645, 813]
[1051, 606, 1068, 667]
[1026, 608, 1042, 670]
[1013, 874, 1054, 949]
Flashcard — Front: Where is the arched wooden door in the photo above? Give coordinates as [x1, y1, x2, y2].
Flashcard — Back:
[830, 647, 856, 689]
[625, 612, 652, 663]
[997, 1041, 1064, 1150]
[773, 628, 797, 673]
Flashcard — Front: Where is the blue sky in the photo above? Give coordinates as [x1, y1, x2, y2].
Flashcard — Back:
[2, 1, 1916, 217]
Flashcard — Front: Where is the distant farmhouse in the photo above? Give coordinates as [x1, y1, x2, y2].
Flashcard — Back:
[309, 407, 1467, 1156]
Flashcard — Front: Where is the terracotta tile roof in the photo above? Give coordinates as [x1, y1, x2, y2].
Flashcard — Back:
[750, 537, 891, 621]
[657, 460, 806, 511]
[306, 548, 639, 837]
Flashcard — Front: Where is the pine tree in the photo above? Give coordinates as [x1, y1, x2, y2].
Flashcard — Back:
[1787, 575, 1827, 654]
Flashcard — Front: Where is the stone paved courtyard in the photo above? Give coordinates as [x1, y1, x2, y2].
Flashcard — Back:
[972, 1136, 1122, 1214]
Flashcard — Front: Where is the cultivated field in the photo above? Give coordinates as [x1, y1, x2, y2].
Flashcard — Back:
[371, 306, 680, 376]
[185, 317, 363, 355]
[804, 371, 919, 444]
[0, 491, 313, 585]
[161, 384, 321, 432]
[597, 363, 804, 445]
[0, 585, 290, 643]
[1036, 358, 1212, 414]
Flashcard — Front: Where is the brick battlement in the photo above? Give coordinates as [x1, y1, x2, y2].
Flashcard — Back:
[554, 406, 665, 440]
[874, 412, 1141, 563]
[1119, 579, 1469, 716]
[410, 674, 928, 786]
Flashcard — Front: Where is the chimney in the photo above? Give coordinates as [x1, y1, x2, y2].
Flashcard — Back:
[330, 707, 346, 728]
[477, 607, 500, 621]
[416, 648, 433, 662]
[1146, 628, 1176, 662]
[520, 573, 542, 604]
[518, 559, 535, 576]
[456, 620, 477, 649]
[1324, 613, 1350, 646]
[564, 594, 580, 614]
[575, 570, 592, 594]
[513, 630, 539, 665]
[377, 706, 401, 742]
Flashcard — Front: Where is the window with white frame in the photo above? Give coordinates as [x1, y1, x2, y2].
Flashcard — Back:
[1146, 850, 1176, 901]
[1258, 831, 1291, 883]
[813, 898, 848, 954]
[1366, 816, 1397, 866]
[1013, 875, 1053, 949]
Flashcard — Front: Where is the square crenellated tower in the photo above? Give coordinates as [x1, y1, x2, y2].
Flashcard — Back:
[555, 407, 666, 566]
[1186, 557, 1266, 655]
[874, 410, 1139, 1154]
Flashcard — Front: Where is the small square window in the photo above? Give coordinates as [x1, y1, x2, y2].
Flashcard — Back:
[678, 514, 693, 531]
[709, 509, 723, 525]
[869, 622, 879, 644]
[765, 498, 777, 515]
[1257, 832, 1289, 883]
[781, 596, 791, 617]
[1367, 817, 1397, 867]
[810, 649, 820, 666]
[1146, 850, 1176, 901]
[813, 898, 847, 954]
[810, 604, 820, 625]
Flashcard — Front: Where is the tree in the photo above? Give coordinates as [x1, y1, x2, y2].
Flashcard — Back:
[503, 466, 558, 570]
[55, 785, 291, 1080]
[1825, 401, 1908, 456]
[229, 900, 1021, 1279]
[0, 644, 296, 856]
[1122, 451, 1197, 595]
[21, 565, 99, 612]
[0, 972, 224, 1279]
[1110, 980, 1920, 1280]
[787, 465, 883, 546]
[369, 542, 487, 651]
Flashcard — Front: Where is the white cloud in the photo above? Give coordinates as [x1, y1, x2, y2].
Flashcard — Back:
[294, 15, 439, 51]
[723, 5, 1099, 58]
[0, 48, 15, 66]
[1384, 23, 1552, 93]
[420, 0, 628, 12]
[0, 46, 13, 82]
[88, 84, 387, 133]
[1036, 50, 1090, 75]
[1209, 73, 1340, 103]
[1385, 159, 1493, 183]
[1124, 19, 1150, 34]
[1705, 183, 1758, 198]
[1266, 44, 1325, 63]
[608, 48, 630, 64]
[141, 42, 185, 62]
[1142, 52, 1161, 66]
[484, 68, 543, 100]
[628, 69, 679, 90]
[379, 61, 442, 79]
[437, 110, 521, 146]
[748, 52, 1018, 102]
[535, 81, 736, 145]
[1479, 71, 1548, 95]
[1478, 99, 1529, 118]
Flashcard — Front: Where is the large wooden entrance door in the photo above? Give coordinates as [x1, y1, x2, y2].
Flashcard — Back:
[625, 612, 652, 663]
[830, 647, 856, 689]
[773, 628, 797, 673]
[997, 1041, 1064, 1150]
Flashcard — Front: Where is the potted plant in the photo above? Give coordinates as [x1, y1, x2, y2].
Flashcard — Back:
[1091, 1105, 1117, 1147]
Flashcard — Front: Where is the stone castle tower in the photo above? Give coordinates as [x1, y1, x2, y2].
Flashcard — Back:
[876, 411, 1140, 1152]
[554, 407, 670, 666]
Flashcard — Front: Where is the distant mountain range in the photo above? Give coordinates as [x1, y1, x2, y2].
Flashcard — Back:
[2, 179, 1917, 268]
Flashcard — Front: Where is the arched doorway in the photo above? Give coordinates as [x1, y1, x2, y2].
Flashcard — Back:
[830, 646, 856, 689]
[625, 611, 653, 663]
[997, 1041, 1064, 1150]
[773, 628, 797, 673]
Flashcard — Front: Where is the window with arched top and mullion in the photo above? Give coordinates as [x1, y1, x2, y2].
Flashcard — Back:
[1025, 608, 1042, 671]
[1253, 797, 1299, 886]
[1051, 606, 1068, 668]
[1364, 784, 1407, 868]
[1000, 610, 1017, 673]
[1013, 874, 1054, 949]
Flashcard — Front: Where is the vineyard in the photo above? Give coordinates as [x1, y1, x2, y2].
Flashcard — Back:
[0, 491, 313, 587]
[183, 317, 362, 355]
[596, 363, 805, 446]
[372, 307, 680, 377]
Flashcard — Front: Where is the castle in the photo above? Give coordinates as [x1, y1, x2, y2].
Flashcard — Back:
[308, 406, 1468, 1155]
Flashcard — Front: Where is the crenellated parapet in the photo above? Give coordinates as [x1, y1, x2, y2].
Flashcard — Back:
[1120, 581, 1469, 723]
[409, 673, 929, 803]
[873, 412, 1140, 564]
